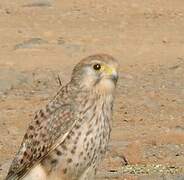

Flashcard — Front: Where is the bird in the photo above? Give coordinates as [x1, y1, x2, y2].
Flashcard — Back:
[6, 54, 119, 180]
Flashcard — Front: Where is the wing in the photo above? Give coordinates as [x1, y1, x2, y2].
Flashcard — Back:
[6, 90, 76, 180]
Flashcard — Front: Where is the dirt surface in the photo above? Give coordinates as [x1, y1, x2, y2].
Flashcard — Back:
[0, 0, 184, 179]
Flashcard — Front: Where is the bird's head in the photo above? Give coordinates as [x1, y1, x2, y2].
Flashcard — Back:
[71, 54, 119, 95]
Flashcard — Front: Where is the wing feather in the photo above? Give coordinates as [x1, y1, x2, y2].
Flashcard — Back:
[6, 91, 76, 180]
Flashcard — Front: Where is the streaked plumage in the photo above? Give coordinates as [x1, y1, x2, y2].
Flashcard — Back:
[6, 54, 119, 180]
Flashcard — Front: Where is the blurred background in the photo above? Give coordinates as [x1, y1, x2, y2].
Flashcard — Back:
[0, 0, 184, 179]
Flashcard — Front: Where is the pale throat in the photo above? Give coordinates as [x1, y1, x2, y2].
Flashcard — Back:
[81, 76, 116, 95]
[94, 78, 116, 96]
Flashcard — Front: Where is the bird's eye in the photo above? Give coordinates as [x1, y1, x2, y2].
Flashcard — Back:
[93, 64, 101, 71]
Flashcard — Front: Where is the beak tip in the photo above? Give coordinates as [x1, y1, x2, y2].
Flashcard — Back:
[111, 73, 118, 83]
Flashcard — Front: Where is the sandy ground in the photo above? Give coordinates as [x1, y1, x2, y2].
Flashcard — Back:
[0, 0, 184, 179]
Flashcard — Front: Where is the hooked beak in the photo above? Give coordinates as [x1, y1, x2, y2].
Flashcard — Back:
[103, 65, 118, 83]
[111, 71, 118, 83]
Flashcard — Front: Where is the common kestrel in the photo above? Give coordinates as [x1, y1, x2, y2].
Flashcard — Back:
[6, 54, 119, 180]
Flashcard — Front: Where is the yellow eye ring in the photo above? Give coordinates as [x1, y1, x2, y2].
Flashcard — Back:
[93, 64, 101, 70]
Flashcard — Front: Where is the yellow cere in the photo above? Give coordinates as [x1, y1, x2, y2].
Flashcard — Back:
[102, 65, 115, 75]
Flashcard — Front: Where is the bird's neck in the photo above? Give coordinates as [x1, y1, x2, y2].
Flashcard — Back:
[75, 88, 114, 121]
[54, 83, 114, 111]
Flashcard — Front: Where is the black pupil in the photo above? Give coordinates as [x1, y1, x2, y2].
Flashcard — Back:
[93, 64, 101, 70]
